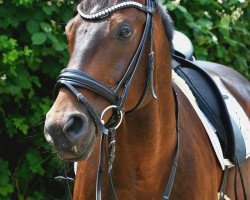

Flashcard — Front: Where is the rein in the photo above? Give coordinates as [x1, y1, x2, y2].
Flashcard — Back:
[55, 0, 180, 199]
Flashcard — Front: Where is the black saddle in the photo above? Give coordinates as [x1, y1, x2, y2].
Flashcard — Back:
[172, 33, 246, 165]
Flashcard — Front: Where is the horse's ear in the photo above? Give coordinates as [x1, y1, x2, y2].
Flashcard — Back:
[157, 3, 174, 52]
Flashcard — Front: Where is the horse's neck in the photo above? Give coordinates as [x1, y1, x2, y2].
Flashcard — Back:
[73, 72, 176, 200]
[107, 64, 176, 199]
[111, 99, 176, 194]
[73, 23, 176, 199]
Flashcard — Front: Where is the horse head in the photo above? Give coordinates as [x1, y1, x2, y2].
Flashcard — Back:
[44, 0, 173, 162]
[44, 1, 250, 199]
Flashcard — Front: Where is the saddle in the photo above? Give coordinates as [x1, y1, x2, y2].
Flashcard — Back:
[172, 31, 246, 165]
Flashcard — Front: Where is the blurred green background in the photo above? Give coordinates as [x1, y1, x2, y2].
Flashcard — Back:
[0, 0, 249, 199]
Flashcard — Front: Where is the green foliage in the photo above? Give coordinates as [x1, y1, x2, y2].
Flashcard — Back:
[0, 0, 76, 199]
[0, 0, 249, 199]
[0, 159, 14, 197]
[163, 0, 250, 79]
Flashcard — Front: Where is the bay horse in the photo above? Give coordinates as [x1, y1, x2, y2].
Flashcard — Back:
[44, 0, 250, 199]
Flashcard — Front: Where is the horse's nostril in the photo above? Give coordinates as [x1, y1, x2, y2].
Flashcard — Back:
[67, 117, 82, 135]
[63, 113, 89, 141]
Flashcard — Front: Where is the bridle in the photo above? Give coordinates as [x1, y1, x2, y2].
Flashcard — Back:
[56, 0, 157, 135]
[55, 0, 179, 199]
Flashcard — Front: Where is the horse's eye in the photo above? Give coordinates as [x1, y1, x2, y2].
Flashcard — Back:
[118, 26, 132, 40]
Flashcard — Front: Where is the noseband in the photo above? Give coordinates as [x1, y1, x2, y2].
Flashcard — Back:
[55, 0, 179, 199]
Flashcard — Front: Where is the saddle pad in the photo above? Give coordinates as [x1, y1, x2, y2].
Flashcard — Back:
[172, 70, 250, 169]
[211, 76, 250, 159]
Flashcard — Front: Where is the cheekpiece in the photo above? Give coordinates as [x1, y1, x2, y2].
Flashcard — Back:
[77, 1, 154, 20]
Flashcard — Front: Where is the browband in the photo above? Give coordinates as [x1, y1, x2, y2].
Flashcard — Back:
[77, 1, 155, 20]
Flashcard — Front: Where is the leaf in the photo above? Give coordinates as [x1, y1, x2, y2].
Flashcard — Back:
[4, 117, 18, 137]
[183, 12, 194, 22]
[219, 16, 231, 30]
[26, 191, 46, 200]
[16, 159, 33, 182]
[47, 33, 58, 43]
[15, 68, 32, 89]
[219, 28, 230, 38]
[13, 117, 29, 135]
[31, 32, 47, 45]
[62, 9, 74, 22]
[39, 98, 52, 114]
[42, 5, 57, 16]
[164, 2, 177, 11]
[197, 18, 213, 29]
[53, 40, 66, 51]
[34, 10, 46, 21]
[8, 16, 19, 28]
[30, 76, 41, 88]
[176, 5, 188, 13]
[40, 22, 52, 33]
[2, 50, 19, 65]
[227, 39, 238, 46]
[0, 159, 14, 196]
[47, 33, 67, 51]
[26, 150, 45, 176]
[0, 19, 8, 29]
[0, 36, 17, 50]
[6, 85, 22, 95]
[26, 19, 40, 34]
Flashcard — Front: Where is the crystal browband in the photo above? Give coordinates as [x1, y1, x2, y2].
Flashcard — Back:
[77, 1, 155, 20]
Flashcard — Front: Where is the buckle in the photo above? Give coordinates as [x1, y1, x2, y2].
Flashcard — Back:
[147, 6, 156, 13]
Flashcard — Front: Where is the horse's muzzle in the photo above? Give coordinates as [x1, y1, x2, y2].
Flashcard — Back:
[44, 110, 97, 161]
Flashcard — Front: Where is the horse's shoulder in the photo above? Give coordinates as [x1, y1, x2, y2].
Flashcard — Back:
[173, 83, 203, 128]
[195, 60, 250, 117]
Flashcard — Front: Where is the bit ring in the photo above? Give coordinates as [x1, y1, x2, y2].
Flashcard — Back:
[100, 105, 124, 130]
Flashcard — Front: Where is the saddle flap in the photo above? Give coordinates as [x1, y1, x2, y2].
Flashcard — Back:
[228, 106, 247, 165]
[172, 54, 247, 165]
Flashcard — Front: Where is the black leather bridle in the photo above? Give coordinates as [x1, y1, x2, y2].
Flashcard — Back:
[56, 0, 157, 134]
[55, 0, 179, 199]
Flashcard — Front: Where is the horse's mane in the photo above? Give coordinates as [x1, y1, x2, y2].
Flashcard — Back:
[157, 3, 174, 52]
[79, 0, 174, 51]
